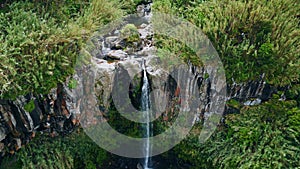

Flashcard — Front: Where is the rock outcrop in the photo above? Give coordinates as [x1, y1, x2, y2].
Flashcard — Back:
[0, 81, 80, 156]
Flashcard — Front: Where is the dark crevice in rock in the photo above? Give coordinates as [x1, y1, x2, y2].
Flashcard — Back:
[0, 82, 80, 157]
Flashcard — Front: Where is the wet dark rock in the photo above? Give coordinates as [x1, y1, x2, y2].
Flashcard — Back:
[137, 5, 145, 17]
[30, 99, 43, 126]
[137, 163, 143, 169]
[111, 39, 126, 50]
[243, 98, 262, 106]
[106, 36, 119, 45]
[228, 79, 275, 102]
[0, 77, 80, 156]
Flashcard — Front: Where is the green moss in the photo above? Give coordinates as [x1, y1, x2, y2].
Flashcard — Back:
[24, 100, 35, 112]
[120, 24, 140, 43]
[68, 78, 78, 89]
[226, 99, 241, 109]
[204, 73, 209, 80]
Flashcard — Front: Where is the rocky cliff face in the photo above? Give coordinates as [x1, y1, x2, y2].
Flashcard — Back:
[0, 0, 275, 159]
[0, 81, 80, 156]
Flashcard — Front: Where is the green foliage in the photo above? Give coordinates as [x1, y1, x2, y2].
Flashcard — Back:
[204, 72, 209, 80]
[154, 35, 203, 67]
[120, 24, 140, 43]
[68, 78, 78, 89]
[156, 48, 180, 69]
[119, 0, 144, 14]
[153, 0, 300, 86]
[0, 0, 123, 99]
[174, 97, 300, 168]
[0, 129, 108, 169]
[24, 100, 35, 112]
[107, 102, 144, 138]
[226, 99, 241, 109]
[76, 0, 123, 32]
[71, 130, 107, 169]
[257, 41, 274, 66]
[285, 84, 300, 105]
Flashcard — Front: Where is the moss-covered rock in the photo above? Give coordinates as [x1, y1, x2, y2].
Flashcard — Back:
[120, 24, 141, 44]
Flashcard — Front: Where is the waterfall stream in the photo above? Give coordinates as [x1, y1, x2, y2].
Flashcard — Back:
[141, 61, 151, 169]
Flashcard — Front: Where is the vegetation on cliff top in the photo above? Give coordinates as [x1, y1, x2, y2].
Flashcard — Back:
[153, 0, 300, 86]
[0, 0, 123, 99]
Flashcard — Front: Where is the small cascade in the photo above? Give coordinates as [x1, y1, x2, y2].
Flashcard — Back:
[141, 60, 152, 169]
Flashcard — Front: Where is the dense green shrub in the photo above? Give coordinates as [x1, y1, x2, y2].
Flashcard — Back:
[154, 35, 203, 67]
[24, 99, 35, 112]
[153, 0, 300, 86]
[119, 0, 144, 14]
[120, 24, 140, 43]
[0, 129, 108, 169]
[174, 97, 300, 168]
[0, 0, 123, 99]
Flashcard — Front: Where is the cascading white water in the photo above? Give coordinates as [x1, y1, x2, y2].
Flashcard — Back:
[141, 61, 151, 169]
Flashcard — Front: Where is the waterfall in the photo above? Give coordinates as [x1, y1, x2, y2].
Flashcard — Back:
[141, 60, 151, 169]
